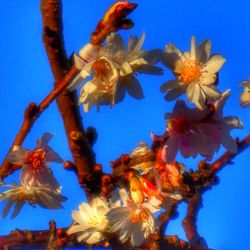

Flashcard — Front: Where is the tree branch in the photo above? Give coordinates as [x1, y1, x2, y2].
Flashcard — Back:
[41, 0, 101, 196]
[0, 66, 79, 180]
[0, 222, 207, 250]
[210, 135, 250, 173]
[182, 194, 207, 248]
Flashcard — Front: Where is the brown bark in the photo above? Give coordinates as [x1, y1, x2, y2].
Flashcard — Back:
[40, 0, 100, 195]
[0, 223, 206, 250]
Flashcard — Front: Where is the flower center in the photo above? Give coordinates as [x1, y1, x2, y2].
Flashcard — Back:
[89, 215, 101, 226]
[130, 209, 149, 224]
[176, 58, 201, 84]
[167, 118, 189, 134]
[92, 58, 111, 78]
[28, 149, 46, 170]
[156, 162, 182, 189]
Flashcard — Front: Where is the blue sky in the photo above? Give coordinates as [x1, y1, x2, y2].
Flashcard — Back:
[1, 1, 250, 249]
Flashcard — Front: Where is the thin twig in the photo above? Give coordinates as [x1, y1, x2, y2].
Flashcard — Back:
[0, 66, 78, 180]
[210, 135, 250, 173]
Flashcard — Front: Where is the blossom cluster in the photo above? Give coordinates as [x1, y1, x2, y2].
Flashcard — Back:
[68, 179, 165, 247]
[1, 17, 248, 248]
[63, 32, 246, 248]
[0, 133, 66, 218]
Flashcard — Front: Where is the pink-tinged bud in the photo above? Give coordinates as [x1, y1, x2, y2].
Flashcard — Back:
[130, 177, 144, 204]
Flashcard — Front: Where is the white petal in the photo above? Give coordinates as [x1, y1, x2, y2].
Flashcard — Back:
[79, 43, 99, 62]
[86, 231, 103, 244]
[214, 89, 231, 112]
[200, 71, 217, 85]
[67, 225, 87, 235]
[132, 32, 145, 52]
[130, 58, 148, 67]
[7, 147, 28, 166]
[72, 211, 89, 226]
[197, 40, 211, 63]
[160, 79, 182, 92]
[240, 87, 250, 107]
[203, 54, 226, 74]
[224, 116, 243, 128]
[119, 61, 133, 76]
[165, 43, 182, 55]
[128, 35, 139, 51]
[201, 85, 221, 101]
[74, 54, 86, 70]
[67, 74, 83, 91]
[186, 83, 206, 109]
[126, 76, 144, 100]
[79, 203, 93, 216]
[106, 33, 125, 51]
[80, 66, 92, 79]
[163, 43, 182, 71]
[165, 86, 185, 101]
[119, 189, 129, 205]
[190, 36, 197, 60]
[77, 231, 91, 243]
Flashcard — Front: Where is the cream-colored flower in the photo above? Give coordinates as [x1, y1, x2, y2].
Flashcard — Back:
[67, 198, 110, 245]
[108, 189, 160, 247]
[240, 80, 250, 107]
[70, 33, 162, 111]
[161, 36, 225, 109]
[0, 182, 67, 219]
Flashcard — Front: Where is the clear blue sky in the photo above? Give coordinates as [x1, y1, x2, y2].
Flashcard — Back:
[1, 1, 250, 249]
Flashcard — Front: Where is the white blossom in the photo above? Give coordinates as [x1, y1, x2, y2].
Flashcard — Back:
[70, 33, 162, 111]
[0, 182, 67, 219]
[161, 36, 225, 109]
[107, 189, 160, 247]
[67, 198, 110, 245]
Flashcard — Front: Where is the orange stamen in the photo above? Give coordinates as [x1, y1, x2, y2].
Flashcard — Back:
[176, 58, 201, 84]
[28, 149, 46, 170]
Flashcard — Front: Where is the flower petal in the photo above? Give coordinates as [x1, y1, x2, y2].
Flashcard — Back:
[126, 76, 144, 100]
[186, 83, 206, 109]
[7, 147, 28, 166]
[131, 32, 145, 52]
[201, 85, 221, 101]
[203, 54, 226, 74]
[200, 71, 217, 85]
[190, 36, 197, 60]
[160, 79, 182, 92]
[165, 86, 185, 101]
[197, 39, 211, 63]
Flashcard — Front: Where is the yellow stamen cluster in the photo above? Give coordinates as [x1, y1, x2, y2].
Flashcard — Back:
[89, 215, 101, 226]
[176, 58, 201, 84]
